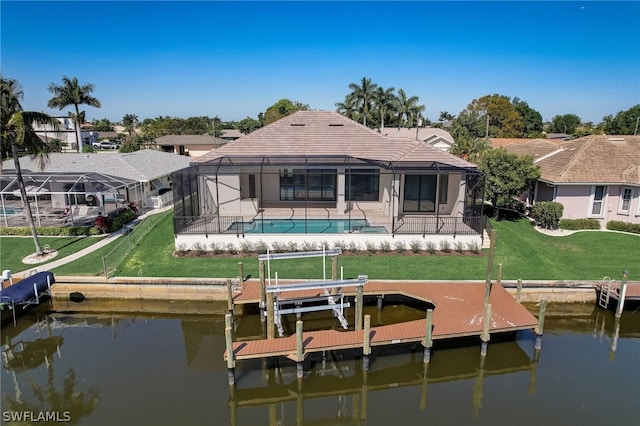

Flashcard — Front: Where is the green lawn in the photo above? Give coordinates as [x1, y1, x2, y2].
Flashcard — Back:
[0, 235, 104, 272]
[3, 211, 638, 281]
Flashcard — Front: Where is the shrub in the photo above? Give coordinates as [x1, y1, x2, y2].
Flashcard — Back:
[271, 241, 287, 252]
[409, 239, 422, 253]
[226, 242, 239, 254]
[467, 240, 481, 253]
[425, 241, 437, 254]
[301, 240, 317, 251]
[530, 202, 564, 229]
[560, 218, 600, 230]
[192, 242, 206, 255]
[255, 240, 269, 254]
[94, 216, 111, 233]
[607, 221, 640, 234]
[332, 240, 346, 251]
[454, 240, 465, 253]
[287, 241, 299, 252]
[209, 241, 223, 254]
[240, 240, 254, 254]
[89, 226, 103, 236]
[347, 241, 359, 252]
[439, 240, 452, 253]
[394, 241, 406, 253]
[380, 240, 392, 253]
[364, 240, 377, 253]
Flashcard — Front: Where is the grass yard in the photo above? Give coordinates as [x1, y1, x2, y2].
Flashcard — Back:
[0, 235, 105, 273]
[3, 210, 638, 281]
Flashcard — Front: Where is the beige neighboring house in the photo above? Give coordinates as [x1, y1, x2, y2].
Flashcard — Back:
[381, 127, 455, 152]
[489, 138, 562, 148]
[172, 110, 486, 251]
[154, 135, 228, 157]
[502, 135, 640, 228]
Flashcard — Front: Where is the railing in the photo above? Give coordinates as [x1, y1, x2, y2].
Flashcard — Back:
[146, 192, 173, 208]
[393, 215, 485, 235]
[174, 215, 244, 235]
[174, 214, 485, 236]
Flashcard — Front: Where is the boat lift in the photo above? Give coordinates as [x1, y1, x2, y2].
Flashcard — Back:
[266, 276, 368, 337]
[1, 271, 55, 326]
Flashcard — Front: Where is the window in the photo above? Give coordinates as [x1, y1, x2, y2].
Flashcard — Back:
[279, 169, 336, 201]
[618, 187, 632, 214]
[403, 174, 449, 212]
[590, 185, 606, 217]
[346, 169, 380, 201]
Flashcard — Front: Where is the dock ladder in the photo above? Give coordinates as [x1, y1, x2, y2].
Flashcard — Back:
[598, 276, 612, 309]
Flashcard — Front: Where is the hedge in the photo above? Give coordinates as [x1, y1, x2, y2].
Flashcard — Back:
[530, 201, 563, 229]
[606, 221, 640, 234]
[559, 218, 601, 230]
[0, 226, 99, 236]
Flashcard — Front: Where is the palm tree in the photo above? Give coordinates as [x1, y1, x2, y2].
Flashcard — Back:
[2, 77, 60, 255]
[47, 76, 101, 152]
[395, 89, 425, 134]
[372, 86, 396, 134]
[122, 113, 138, 139]
[348, 77, 378, 127]
[335, 93, 360, 122]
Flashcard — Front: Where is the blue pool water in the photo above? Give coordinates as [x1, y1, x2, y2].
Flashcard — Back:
[228, 218, 387, 234]
[0, 207, 22, 216]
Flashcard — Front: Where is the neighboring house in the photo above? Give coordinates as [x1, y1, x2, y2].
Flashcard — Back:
[220, 129, 243, 141]
[502, 135, 640, 228]
[1, 150, 190, 227]
[381, 127, 455, 152]
[172, 111, 485, 251]
[488, 138, 562, 149]
[32, 116, 98, 151]
[154, 134, 227, 157]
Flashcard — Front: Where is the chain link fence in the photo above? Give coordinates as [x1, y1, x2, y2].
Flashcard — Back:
[101, 213, 161, 278]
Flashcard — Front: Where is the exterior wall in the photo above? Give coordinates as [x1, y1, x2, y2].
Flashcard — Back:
[536, 182, 555, 202]
[175, 232, 482, 254]
[552, 184, 640, 227]
[185, 146, 213, 158]
[204, 172, 241, 215]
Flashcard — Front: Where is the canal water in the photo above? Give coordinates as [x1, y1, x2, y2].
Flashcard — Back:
[1, 300, 638, 426]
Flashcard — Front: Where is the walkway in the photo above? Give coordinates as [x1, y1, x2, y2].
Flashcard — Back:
[12, 206, 172, 278]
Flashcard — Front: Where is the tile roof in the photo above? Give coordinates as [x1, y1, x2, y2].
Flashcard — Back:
[154, 134, 227, 146]
[489, 138, 560, 148]
[503, 135, 640, 184]
[193, 111, 475, 169]
[2, 149, 190, 182]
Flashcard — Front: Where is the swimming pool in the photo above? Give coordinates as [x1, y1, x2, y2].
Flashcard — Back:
[0, 207, 23, 217]
[228, 218, 387, 234]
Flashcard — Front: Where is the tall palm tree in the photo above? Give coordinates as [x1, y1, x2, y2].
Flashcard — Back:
[372, 86, 396, 134]
[2, 77, 60, 255]
[348, 77, 378, 127]
[47, 76, 101, 152]
[335, 93, 360, 122]
[395, 89, 425, 134]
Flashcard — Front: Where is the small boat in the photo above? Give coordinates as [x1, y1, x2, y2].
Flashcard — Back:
[1, 271, 55, 326]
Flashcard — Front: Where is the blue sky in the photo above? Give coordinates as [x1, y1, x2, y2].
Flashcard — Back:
[2, 1, 639, 124]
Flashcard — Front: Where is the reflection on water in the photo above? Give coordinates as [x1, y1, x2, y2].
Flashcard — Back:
[1, 302, 639, 426]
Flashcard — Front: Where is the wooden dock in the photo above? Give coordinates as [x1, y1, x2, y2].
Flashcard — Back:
[225, 281, 538, 361]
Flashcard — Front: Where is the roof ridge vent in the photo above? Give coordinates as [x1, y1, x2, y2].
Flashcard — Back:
[607, 137, 625, 141]
[328, 123, 344, 127]
[290, 123, 305, 127]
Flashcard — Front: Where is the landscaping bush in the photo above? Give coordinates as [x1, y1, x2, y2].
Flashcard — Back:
[454, 240, 465, 253]
[110, 208, 137, 232]
[409, 239, 422, 253]
[425, 241, 437, 254]
[380, 240, 392, 253]
[439, 240, 452, 253]
[239, 240, 254, 254]
[560, 218, 601, 230]
[606, 221, 640, 234]
[394, 241, 406, 253]
[530, 202, 564, 229]
[467, 240, 481, 253]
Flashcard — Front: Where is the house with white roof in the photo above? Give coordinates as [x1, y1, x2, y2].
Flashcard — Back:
[1, 150, 190, 227]
[172, 111, 486, 251]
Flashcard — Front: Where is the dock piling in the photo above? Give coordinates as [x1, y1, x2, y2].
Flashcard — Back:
[226, 279, 234, 315]
[363, 314, 371, 371]
[266, 292, 275, 340]
[296, 320, 304, 378]
[423, 309, 433, 364]
[480, 303, 492, 357]
[225, 314, 235, 385]
[615, 270, 629, 318]
[534, 300, 547, 351]
[484, 229, 497, 306]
